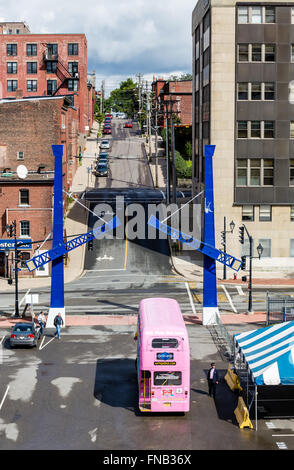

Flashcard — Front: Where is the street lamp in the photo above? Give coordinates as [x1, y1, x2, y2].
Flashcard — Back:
[257, 243, 263, 259]
[221, 217, 235, 280]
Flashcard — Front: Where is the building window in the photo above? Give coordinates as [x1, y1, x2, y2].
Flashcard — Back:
[68, 79, 79, 91]
[236, 159, 248, 186]
[250, 121, 261, 138]
[290, 160, 294, 186]
[252, 44, 262, 62]
[19, 189, 29, 205]
[17, 151, 24, 160]
[252, 6, 262, 24]
[20, 221, 30, 237]
[237, 121, 248, 138]
[26, 44, 37, 56]
[7, 62, 17, 74]
[264, 82, 275, 100]
[27, 80, 37, 92]
[290, 123, 294, 140]
[238, 6, 249, 24]
[7, 80, 17, 92]
[291, 206, 294, 221]
[68, 62, 78, 75]
[290, 240, 294, 257]
[264, 121, 274, 139]
[265, 7, 275, 23]
[259, 239, 271, 257]
[259, 205, 271, 221]
[47, 44, 58, 57]
[265, 44, 275, 62]
[251, 83, 262, 100]
[68, 43, 79, 55]
[292, 8, 294, 24]
[237, 121, 274, 139]
[16, 29, 20, 34]
[47, 80, 57, 95]
[46, 61, 57, 73]
[238, 83, 248, 100]
[250, 159, 261, 185]
[242, 205, 254, 221]
[27, 62, 37, 74]
[236, 159, 274, 186]
[263, 159, 274, 185]
[20, 252, 30, 268]
[7, 44, 17, 56]
[238, 44, 249, 62]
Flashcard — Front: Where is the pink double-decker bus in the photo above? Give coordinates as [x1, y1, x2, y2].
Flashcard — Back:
[135, 297, 190, 413]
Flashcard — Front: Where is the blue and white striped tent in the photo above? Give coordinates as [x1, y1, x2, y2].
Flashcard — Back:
[234, 321, 294, 386]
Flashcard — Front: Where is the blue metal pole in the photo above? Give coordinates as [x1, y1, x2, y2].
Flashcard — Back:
[48, 144, 65, 325]
[203, 144, 218, 324]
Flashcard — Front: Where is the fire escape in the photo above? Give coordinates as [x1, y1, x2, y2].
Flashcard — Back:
[43, 44, 79, 96]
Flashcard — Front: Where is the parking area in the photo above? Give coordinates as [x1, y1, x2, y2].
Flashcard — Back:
[0, 324, 293, 451]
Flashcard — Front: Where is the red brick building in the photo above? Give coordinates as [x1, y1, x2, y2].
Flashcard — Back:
[0, 31, 93, 137]
[152, 78, 192, 128]
[0, 95, 79, 278]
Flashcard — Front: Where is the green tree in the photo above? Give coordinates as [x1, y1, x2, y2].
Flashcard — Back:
[104, 78, 139, 118]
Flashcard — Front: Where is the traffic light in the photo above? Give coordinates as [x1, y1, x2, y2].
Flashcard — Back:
[239, 226, 245, 245]
[241, 255, 246, 270]
[220, 231, 225, 246]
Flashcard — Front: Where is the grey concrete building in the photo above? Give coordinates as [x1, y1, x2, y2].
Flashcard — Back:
[192, 0, 294, 273]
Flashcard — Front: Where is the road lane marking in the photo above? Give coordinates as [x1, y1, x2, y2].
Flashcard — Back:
[236, 286, 244, 296]
[220, 284, 237, 313]
[0, 336, 5, 346]
[124, 238, 128, 270]
[39, 335, 56, 350]
[185, 282, 196, 316]
[0, 386, 10, 412]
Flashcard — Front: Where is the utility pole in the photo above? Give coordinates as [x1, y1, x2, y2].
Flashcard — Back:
[136, 73, 143, 125]
[6, 220, 20, 318]
[101, 80, 105, 114]
[163, 96, 181, 204]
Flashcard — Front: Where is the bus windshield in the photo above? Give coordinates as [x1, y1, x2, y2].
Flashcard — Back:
[151, 338, 178, 349]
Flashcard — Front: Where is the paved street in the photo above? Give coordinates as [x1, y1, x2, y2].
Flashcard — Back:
[1, 323, 293, 451]
[1, 118, 294, 452]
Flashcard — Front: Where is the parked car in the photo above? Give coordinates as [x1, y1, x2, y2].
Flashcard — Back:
[105, 113, 112, 119]
[124, 122, 133, 128]
[103, 128, 112, 134]
[100, 140, 110, 149]
[95, 162, 108, 176]
[10, 322, 40, 348]
[99, 152, 109, 161]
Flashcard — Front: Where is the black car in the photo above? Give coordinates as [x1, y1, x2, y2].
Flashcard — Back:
[10, 322, 40, 348]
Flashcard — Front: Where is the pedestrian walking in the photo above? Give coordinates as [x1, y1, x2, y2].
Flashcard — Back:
[37, 311, 46, 336]
[207, 362, 219, 399]
[53, 313, 64, 340]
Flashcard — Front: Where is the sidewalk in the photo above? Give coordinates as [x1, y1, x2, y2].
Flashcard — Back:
[0, 120, 100, 293]
[0, 312, 267, 329]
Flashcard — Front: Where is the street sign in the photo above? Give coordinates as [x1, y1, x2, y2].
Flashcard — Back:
[0, 239, 32, 250]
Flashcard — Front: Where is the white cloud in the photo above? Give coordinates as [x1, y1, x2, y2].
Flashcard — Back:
[0, 0, 196, 92]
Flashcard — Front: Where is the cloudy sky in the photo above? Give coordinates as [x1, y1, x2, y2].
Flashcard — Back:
[0, 0, 196, 95]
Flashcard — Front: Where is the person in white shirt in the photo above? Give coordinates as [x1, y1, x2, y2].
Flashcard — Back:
[37, 311, 46, 336]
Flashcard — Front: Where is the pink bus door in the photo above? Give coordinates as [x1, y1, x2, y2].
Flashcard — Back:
[139, 370, 151, 411]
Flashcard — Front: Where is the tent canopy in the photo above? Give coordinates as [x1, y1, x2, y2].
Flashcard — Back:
[234, 321, 294, 386]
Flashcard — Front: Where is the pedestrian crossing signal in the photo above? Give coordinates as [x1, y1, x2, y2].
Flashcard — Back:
[241, 255, 246, 270]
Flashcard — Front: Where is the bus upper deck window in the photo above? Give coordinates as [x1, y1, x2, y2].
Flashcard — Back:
[151, 338, 178, 349]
